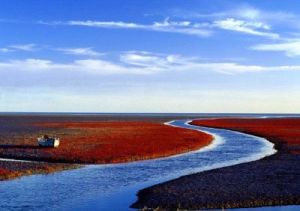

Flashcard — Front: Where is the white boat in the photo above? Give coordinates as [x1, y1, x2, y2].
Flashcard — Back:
[38, 135, 60, 148]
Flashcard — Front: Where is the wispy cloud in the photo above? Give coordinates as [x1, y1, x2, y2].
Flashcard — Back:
[171, 5, 300, 39]
[57, 18, 213, 37]
[55, 47, 103, 56]
[9, 43, 38, 51]
[0, 48, 13, 53]
[0, 6, 296, 41]
[0, 55, 164, 75]
[213, 18, 279, 39]
[0, 44, 105, 57]
[193, 62, 300, 74]
[174, 5, 298, 24]
[252, 40, 300, 57]
[0, 43, 39, 53]
[1, 51, 300, 75]
[48, 17, 281, 39]
[232, 6, 298, 24]
[120, 51, 194, 68]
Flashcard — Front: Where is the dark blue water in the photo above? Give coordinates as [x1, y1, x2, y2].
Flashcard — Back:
[0, 120, 277, 210]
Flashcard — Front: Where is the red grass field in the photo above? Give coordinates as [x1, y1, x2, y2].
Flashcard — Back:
[35, 121, 213, 163]
[0, 168, 20, 180]
[191, 118, 300, 154]
[0, 121, 213, 164]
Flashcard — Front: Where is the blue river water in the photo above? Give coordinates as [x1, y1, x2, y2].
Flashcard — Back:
[0, 119, 281, 210]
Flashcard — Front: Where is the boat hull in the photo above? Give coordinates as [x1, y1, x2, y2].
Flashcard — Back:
[38, 138, 60, 148]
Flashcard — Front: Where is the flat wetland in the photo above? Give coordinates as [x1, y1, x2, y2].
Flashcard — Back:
[133, 118, 300, 210]
[2, 113, 300, 211]
[0, 113, 212, 180]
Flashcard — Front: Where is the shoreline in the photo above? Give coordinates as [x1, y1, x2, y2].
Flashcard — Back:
[132, 118, 300, 210]
[0, 161, 80, 181]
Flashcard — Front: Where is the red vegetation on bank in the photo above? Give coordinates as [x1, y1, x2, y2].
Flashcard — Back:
[1, 121, 213, 164]
[0, 168, 13, 176]
[192, 118, 300, 154]
[0, 168, 21, 180]
[0, 162, 77, 181]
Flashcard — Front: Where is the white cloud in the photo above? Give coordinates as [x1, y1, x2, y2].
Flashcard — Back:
[66, 19, 213, 37]
[1, 51, 300, 75]
[104, 52, 300, 74]
[0, 54, 172, 75]
[120, 51, 164, 67]
[177, 6, 297, 24]
[173, 6, 300, 39]
[252, 41, 300, 57]
[120, 51, 191, 68]
[2, 83, 300, 113]
[213, 18, 279, 39]
[68, 20, 141, 28]
[233, 6, 297, 23]
[176, 7, 262, 21]
[9, 43, 38, 51]
[0, 58, 150, 75]
[1, 44, 104, 57]
[235, 7, 261, 20]
[55, 47, 102, 56]
[0, 48, 13, 53]
[60, 17, 281, 39]
[191, 62, 300, 74]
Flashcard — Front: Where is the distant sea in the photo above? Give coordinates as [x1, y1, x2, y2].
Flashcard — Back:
[1, 112, 300, 117]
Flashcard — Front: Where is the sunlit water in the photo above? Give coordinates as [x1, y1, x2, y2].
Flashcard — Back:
[0, 120, 278, 210]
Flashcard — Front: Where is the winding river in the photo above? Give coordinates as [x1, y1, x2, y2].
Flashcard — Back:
[0, 120, 277, 210]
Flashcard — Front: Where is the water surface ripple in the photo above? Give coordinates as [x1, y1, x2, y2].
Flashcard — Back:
[0, 120, 276, 210]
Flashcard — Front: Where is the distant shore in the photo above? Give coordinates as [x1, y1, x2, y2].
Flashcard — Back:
[0, 114, 212, 180]
[132, 118, 300, 210]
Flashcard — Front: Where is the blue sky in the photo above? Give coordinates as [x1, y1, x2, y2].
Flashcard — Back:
[1, 0, 300, 113]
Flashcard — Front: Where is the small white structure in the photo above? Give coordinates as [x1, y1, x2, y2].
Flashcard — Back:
[38, 135, 60, 148]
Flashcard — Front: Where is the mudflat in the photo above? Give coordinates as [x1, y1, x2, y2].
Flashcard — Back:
[132, 118, 300, 210]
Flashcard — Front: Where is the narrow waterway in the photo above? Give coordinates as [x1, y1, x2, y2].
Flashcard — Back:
[0, 120, 276, 210]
